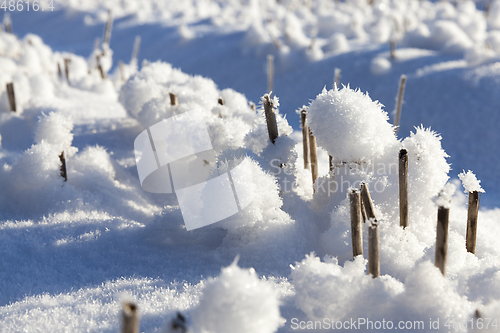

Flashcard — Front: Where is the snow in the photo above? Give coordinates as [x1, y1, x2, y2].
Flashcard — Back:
[402, 126, 451, 214]
[434, 183, 457, 209]
[291, 254, 474, 331]
[2, 0, 500, 332]
[459, 170, 485, 193]
[34, 111, 74, 149]
[190, 258, 283, 333]
[370, 56, 392, 75]
[307, 86, 397, 163]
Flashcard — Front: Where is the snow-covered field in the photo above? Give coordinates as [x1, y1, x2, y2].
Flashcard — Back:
[2, 0, 500, 332]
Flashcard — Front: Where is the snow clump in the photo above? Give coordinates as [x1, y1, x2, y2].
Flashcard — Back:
[307, 86, 397, 163]
[458, 170, 485, 193]
[190, 259, 283, 333]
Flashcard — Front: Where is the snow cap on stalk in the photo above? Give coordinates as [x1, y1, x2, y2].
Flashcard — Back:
[458, 170, 485, 193]
[433, 183, 456, 209]
[307, 86, 397, 163]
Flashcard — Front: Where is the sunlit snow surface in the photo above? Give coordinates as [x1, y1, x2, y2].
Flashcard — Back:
[2, 1, 500, 332]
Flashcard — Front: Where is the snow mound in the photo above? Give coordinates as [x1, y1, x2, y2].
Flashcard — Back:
[191, 259, 283, 333]
[120, 61, 260, 151]
[291, 254, 474, 331]
[291, 254, 403, 321]
[56, 0, 500, 65]
[370, 57, 392, 75]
